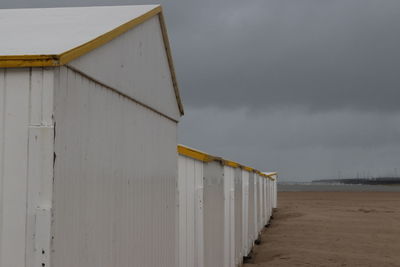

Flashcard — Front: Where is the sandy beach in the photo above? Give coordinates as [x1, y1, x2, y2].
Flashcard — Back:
[244, 192, 400, 267]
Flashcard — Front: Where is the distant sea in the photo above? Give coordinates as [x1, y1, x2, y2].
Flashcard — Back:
[278, 182, 400, 192]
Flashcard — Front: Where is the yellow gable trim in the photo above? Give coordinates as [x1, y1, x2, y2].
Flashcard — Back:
[178, 145, 216, 162]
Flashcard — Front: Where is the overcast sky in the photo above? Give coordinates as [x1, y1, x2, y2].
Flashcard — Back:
[2, 0, 399, 181]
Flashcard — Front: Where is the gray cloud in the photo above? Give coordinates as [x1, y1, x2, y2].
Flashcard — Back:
[179, 108, 400, 180]
[169, 0, 400, 112]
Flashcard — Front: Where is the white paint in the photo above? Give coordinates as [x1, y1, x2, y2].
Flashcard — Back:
[258, 175, 264, 232]
[52, 66, 177, 267]
[247, 173, 256, 252]
[0, 5, 158, 55]
[176, 156, 277, 267]
[241, 170, 249, 256]
[178, 155, 204, 267]
[223, 166, 235, 267]
[234, 168, 243, 266]
[0, 68, 54, 267]
[203, 161, 225, 267]
[253, 174, 259, 240]
[70, 16, 181, 121]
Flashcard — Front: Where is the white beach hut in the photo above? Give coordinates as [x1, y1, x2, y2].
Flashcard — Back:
[0, 5, 183, 267]
[178, 145, 277, 267]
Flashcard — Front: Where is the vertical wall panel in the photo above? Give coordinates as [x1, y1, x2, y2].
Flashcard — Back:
[0, 69, 30, 267]
[247, 173, 255, 251]
[0, 69, 4, 266]
[204, 161, 224, 267]
[25, 68, 55, 267]
[258, 176, 264, 231]
[241, 170, 249, 257]
[223, 166, 235, 267]
[264, 179, 267, 225]
[234, 168, 242, 266]
[178, 156, 188, 267]
[194, 160, 204, 267]
[178, 156, 204, 267]
[253, 174, 258, 239]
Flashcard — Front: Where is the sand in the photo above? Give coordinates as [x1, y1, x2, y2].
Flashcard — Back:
[243, 192, 400, 267]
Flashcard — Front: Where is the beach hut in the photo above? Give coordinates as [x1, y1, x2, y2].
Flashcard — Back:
[177, 146, 277, 267]
[241, 168, 250, 257]
[222, 163, 234, 267]
[247, 171, 257, 253]
[177, 145, 206, 267]
[204, 160, 226, 267]
[263, 172, 278, 210]
[0, 5, 183, 267]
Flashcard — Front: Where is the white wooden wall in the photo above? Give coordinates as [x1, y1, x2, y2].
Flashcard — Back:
[52, 66, 177, 267]
[241, 170, 249, 256]
[223, 166, 235, 267]
[203, 161, 225, 267]
[273, 177, 278, 209]
[233, 168, 243, 266]
[178, 155, 204, 267]
[253, 174, 259, 240]
[0, 68, 54, 267]
[69, 16, 181, 121]
[247, 173, 256, 253]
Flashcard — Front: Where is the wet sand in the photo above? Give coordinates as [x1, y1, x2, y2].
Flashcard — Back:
[244, 192, 400, 267]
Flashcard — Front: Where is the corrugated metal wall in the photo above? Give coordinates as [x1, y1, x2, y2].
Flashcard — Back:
[204, 161, 225, 267]
[223, 165, 235, 267]
[241, 170, 249, 256]
[69, 16, 181, 121]
[247, 172, 256, 252]
[178, 149, 277, 267]
[178, 155, 204, 267]
[52, 66, 177, 267]
[0, 68, 54, 267]
[234, 168, 243, 266]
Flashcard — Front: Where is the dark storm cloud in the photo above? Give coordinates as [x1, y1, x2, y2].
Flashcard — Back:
[179, 107, 400, 180]
[168, 0, 400, 112]
[2, 0, 399, 112]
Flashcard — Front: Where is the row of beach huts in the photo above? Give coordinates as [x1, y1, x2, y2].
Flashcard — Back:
[0, 5, 276, 267]
[178, 145, 277, 267]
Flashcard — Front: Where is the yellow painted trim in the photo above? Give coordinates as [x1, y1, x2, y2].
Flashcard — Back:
[158, 10, 185, 115]
[177, 145, 277, 179]
[242, 166, 254, 172]
[59, 6, 162, 64]
[0, 55, 59, 67]
[0, 6, 184, 115]
[223, 160, 240, 168]
[178, 145, 216, 162]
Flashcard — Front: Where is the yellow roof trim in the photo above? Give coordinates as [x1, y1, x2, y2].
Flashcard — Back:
[58, 6, 162, 64]
[178, 145, 217, 162]
[177, 145, 277, 180]
[242, 166, 254, 172]
[0, 5, 184, 115]
[223, 160, 240, 168]
[158, 10, 184, 115]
